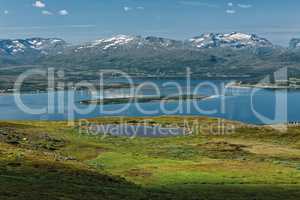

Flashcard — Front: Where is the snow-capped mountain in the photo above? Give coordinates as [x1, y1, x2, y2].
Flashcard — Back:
[75, 35, 140, 51]
[188, 32, 273, 49]
[74, 32, 273, 53]
[2, 33, 297, 79]
[0, 38, 67, 56]
[75, 35, 184, 52]
[289, 38, 300, 49]
[0, 33, 277, 67]
[0, 33, 274, 57]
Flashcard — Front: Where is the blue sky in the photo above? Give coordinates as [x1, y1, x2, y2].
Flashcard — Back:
[0, 0, 300, 46]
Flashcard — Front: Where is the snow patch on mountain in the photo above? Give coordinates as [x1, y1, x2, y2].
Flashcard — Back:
[80, 35, 138, 50]
[74, 32, 273, 53]
[75, 35, 185, 52]
[189, 32, 273, 49]
[0, 38, 66, 56]
[289, 38, 300, 49]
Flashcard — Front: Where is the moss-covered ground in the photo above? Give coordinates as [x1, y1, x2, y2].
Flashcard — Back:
[1, 116, 300, 199]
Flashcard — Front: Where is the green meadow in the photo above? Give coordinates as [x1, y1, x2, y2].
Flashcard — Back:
[1, 116, 300, 200]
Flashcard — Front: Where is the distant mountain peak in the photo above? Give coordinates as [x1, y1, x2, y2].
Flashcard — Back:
[0, 38, 66, 56]
[94, 35, 137, 45]
[289, 38, 300, 49]
[188, 32, 273, 49]
[76, 35, 140, 50]
[76, 35, 184, 51]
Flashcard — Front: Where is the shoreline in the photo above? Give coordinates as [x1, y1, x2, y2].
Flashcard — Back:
[80, 94, 208, 105]
[0, 84, 140, 96]
[227, 82, 300, 90]
[0, 115, 297, 127]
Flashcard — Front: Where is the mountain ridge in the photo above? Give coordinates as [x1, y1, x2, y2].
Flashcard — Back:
[73, 32, 274, 52]
[0, 32, 279, 58]
[1, 32, 300, 81]
[0, 38, 67, 56]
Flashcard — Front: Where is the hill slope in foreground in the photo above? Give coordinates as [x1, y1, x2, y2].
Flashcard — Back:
[1, 116, 300, 200]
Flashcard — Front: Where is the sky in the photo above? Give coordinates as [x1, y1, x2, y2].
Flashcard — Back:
[0, 0, 300, 46]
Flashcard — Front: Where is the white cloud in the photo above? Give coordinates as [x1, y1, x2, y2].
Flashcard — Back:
[4, 10, 9, 15]
[42, 10, 52, 15]
[226, 9, 236, 14]
[123, 6, 132, 12]
[227, 2, 233, 7]
[58, 9, 69, 16]
[238, 4, 253, 8]
[136, 6, 145, 10]
[179, 1, 219, 8]
[32, 1, 46, 8]
[123, 6, 145, 12]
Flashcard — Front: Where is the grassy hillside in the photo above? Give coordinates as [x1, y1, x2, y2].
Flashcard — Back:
[1, 116, 300, 199]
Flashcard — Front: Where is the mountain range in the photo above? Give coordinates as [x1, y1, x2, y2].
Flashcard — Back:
[1, 32, 300, 84]
[0, 32, 281, 58]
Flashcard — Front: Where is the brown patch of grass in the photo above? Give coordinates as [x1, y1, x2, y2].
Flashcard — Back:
[197, 141, 252, 159]
[125, 168, 153, 178]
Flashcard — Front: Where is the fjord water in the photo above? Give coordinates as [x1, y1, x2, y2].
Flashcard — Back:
[0, 79, 298, 125]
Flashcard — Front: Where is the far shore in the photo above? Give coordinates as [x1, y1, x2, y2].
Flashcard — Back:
[226, 82, 300, 90]
[0, 83, 141, 96]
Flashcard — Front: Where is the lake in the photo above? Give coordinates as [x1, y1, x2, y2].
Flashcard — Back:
[87, 124, 187, 137]
[0, 78, 298, 125]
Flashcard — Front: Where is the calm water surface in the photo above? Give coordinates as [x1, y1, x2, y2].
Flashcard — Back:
[0, 79, 298, 125]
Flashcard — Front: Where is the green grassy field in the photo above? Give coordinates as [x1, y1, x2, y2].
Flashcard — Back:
[1, 116, 300, 199]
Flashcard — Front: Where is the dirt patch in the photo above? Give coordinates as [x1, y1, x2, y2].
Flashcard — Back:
[0, 128, 26, 145]
[0, 122, 33, 129]
[197, 141, 252, 159]
[0, 129, 66, 151]
[83, 147, 107, 160]
[246, 145, 300, 158]
[200, 141, 248, 151]
[124, 168, 152, 178]
[32, 134, 66, 151]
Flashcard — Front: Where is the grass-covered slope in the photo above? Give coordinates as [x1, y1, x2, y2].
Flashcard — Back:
[1, 117, 300, 199]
